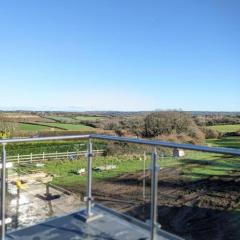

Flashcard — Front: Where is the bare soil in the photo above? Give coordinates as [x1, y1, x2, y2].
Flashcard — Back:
[91, 168, 240, 240]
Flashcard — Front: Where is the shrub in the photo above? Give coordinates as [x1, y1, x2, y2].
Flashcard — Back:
[143, 111, 205, 144]
[203, 128, 222, 139]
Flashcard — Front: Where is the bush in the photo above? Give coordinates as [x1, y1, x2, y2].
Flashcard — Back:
[143, 111, 205, 144]
[158, 133, 202, 145]
[203, 128, 222, 139]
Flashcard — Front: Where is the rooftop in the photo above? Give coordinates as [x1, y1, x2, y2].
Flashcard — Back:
[6, 204, 182, 240]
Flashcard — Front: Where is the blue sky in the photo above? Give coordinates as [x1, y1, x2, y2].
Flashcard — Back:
[0, 0, 239, 111]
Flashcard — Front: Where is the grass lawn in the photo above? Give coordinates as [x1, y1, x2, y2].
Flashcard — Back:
[18, 147, 239, 187]
[182, 150, 240, 180]
[208, 124, 240, 133]
[207, 136, 240, 148]
[18, 155, 180, 188]
[182, 136, 240, 179]
[15, 135, 240, 188]
[19, 149, 240, 188]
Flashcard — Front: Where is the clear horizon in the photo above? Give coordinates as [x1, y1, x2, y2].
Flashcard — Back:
[1, 105, 240, 113]
[1, 1, 240, 111]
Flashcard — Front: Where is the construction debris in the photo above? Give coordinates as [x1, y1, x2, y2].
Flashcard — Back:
[76, 168, 86, 175]
[36, 163, 45, 168]
[94, 165, 117, 172]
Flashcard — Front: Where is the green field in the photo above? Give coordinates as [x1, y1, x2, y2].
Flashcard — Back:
[18, 123, 55, 131]
[18, 155, 180, 187]
[208, 124, 240, 133]
[36, 122, 95, 131]
[19, 149, 240, 188]
[16, 135, 240, 189]
[17, 122, 95, 132]
[8, 114, 104, 133]
[74, 115, 104, 121]
[182, 150, 240, 180]
[48, 115, 104, 123]
[207, 136, 240, 148]
[48, 116, 76, 123]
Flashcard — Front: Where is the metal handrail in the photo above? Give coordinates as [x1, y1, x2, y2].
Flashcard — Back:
[1, 134, 240, 240]
[0, 134, 90, 144]
[1, 133, 240, 156]
[91, 134, 240, 156]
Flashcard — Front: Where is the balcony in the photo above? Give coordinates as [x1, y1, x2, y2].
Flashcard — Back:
[1, 134, 240, 240]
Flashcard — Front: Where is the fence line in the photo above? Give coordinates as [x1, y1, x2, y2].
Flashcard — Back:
[7, 150, 104, 164]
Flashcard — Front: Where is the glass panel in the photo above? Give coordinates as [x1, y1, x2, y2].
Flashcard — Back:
[5, 139, 95, 231]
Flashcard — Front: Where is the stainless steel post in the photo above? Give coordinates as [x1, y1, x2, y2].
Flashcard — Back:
[1, 144, 7, 240]
[86, 138, 93, 217]
[150, 148, 159, 240]
[143, 151, 146, 201]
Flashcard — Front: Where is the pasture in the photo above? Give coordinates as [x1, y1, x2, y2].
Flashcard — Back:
[35, 122, 95, 131]
[0, 112, 52, 123]
[208, 124, 240, 133]
[47, 116, 76, 123]
[18, 122, 56, 131]
[1, 112, 99, 134]
[74, 115, 104, 121]
[48, 115, 104, 123]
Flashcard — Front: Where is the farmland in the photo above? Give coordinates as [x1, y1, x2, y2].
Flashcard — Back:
[0, 112, 50, 123]
[208, 124, 240, 133]
[74, 115, 104, 121]
[27, 122, 95, 131]
[18, 122, 56, 131]
[0, 112, 104, 136]
[46, 116, 76, 123]
[47, 115, 104, 123]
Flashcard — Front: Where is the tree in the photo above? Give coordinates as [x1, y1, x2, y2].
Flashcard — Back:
[143, 111, 204, 143]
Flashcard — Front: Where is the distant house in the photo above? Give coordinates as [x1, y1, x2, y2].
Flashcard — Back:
[173, 148, 185, 157]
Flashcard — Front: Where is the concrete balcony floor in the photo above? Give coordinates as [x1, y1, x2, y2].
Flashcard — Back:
[7, 204, 183, 240]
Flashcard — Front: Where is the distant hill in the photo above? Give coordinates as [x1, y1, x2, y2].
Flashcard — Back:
[1, 109, 240, 117]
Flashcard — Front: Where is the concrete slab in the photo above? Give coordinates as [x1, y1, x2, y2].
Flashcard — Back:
[7, 181, 83, 231]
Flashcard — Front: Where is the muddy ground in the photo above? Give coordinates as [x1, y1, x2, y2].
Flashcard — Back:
[90, 168, 240, 240]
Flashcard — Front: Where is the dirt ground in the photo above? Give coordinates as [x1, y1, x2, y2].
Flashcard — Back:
[91, 168, 240, 240]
